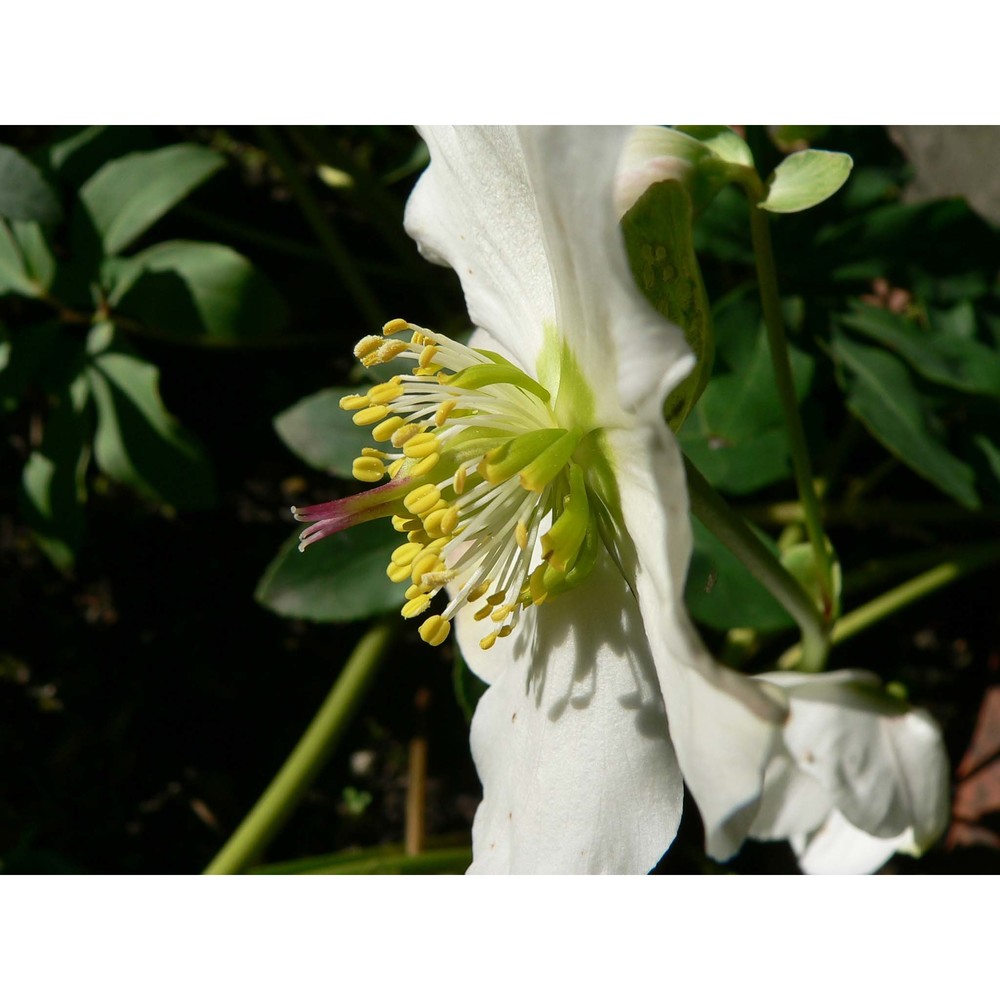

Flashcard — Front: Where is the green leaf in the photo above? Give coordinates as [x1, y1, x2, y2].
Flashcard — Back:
[0, 143, 62, 225]
[677, 126, 754, 168]
[85, 324, 215, 507]
[109, 240, 289, 344]
[44, 126, 157, 187]
[273, 388, 372, 475]
[830, 329, 979, 508]
[685, 519, 793, 632]
[18, 374, 91, 570]
[623, 179, 713, 429]
[679, 290, 814, 494]
[759, 150, 853, 214]
[256, 520, 403, 623]
[842, 303, 1000, 399]
[781, 538, 842, 620]
[77, 144, 224, 255]
[0, 321, 66, 411]
[0, 219, 35, 296]
[10, 221, 56, 292]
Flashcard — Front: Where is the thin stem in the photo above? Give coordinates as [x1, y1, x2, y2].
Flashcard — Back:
[255, 126, 385, 329]
[747, 201, 834, 617]
[685, 456, 829, 671]
[204, 618, 397, 875]
[778, 541, 1000, 669]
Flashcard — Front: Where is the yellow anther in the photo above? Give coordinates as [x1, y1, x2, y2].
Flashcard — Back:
[411, 551, 444, 584]
[453, 466, 468, 495]
[391, 541, 424, 567]
[372, 416, 406, 442]
[480, 631, 498, 651]
[419, 344, 439, 369]
[498, 624, 515, 638]
[407, 529, 431, 546]
[391, 423, 422, 448]
[414, 365, 442, 377]
[392, 514, 420, 533]
[410, 453, 441, 478]
[388, 458, 406, 478]
[404, 584, 424, 600]
[418, 615, 451, 647]
[403, 432, 439, 460]
[404, 484, 441, 516]
[424, 506, 459, 538]
[473, 605, 493, 621]
[491, 604, 516, 623]
[361, 447, 387, 459]
[353, 405, 390, 426]
[515, 521, 529, 550]
[352, 456, 386, 483]
[353, 335, 384, 363]
[370, 339, 409, 365]
[466, 581, 490, 602]
[410, 330, 434, 347]
[421, 570, 456, 589]
[382, 318, 411, 336]
[435, 399, 457, 426]
[486, 591, 507, 607]
[386, 562, 413, 584]
[401, 594, 432, 619]
[339, 394, 369, 411]
[367, 380, 403, 405]
[529, 565, 549, 606]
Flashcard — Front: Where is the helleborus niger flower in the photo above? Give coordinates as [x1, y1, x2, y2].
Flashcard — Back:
[748, 670, 950, 874]
[293, 125, 789, 873]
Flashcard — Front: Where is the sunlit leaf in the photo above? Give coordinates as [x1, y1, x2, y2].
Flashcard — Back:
[759, 150, 853, 214]
[273, 387, 372, 475]
[110, 240, 289, 344]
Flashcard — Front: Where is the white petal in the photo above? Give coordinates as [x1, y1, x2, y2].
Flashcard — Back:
[406, 127, 692, 417]
[792, 809, 910, 875]
[613, 125, 709, 218]
[749, 752, 834, 842]
[464, 550, 683, 874]
[755, 670, 950, 848]
[606, 423, 788, 860]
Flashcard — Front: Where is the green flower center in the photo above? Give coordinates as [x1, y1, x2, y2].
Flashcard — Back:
[341, 319, 602, 649]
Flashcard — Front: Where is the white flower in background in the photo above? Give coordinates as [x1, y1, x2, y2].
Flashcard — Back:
[749, 670, 950, 874]
[295, 126, 788, 873]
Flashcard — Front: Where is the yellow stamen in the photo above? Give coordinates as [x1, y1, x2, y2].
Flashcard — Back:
[453, 466, 468, 495]
[515, 521, 528, 550]
[403, 433, 439, 460]
[382, 318, 410, 336]
[352, 456, 385, 483]
[339, 394, 369, 411]
[410, 453, 441, 478]
[353, 405, 389, 426]
[418, 615, 451, 647]
[401, 594, 432, 619]
[372, 416, 406, 442]
[391, 423, 422, 448]
[404, 484, 441, 516]
[479, 631, 498, 651]
[435, 399, 457, 426]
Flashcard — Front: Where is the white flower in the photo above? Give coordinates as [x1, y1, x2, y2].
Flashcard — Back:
[749, 670, 950, 874]
[294, 126, 787, 873]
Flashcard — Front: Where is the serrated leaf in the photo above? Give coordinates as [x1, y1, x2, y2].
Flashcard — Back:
[679, 290, 814, 494]
[831, 329, 979, 508]
[760, 150, 853, 214]
[256, 520, 402, 623]
[623, 179, 713, 429]
[109, 240, 289, 344]
[77, 144, 224, 255]
[0, 143, 62, 225]
[274, 388, 372, 475]
[18, 374, 91, 570]
[685, 519, 793, 632]
[85, 324, 215, 507]
[842, 303, 1000, 399]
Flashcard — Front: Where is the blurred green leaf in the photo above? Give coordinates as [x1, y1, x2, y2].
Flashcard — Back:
[273, 387, 371, 475]
[842, 302, 1000, 399]
[85, 323, 215, 507]
[0, 219, 36, 296]
[44, 126, 157, 188]
[830, 328, 979, 507]
[110, 240, 289, 344]
[77, 143, 224, 255]
[679, 290, 814, 494]
[759, 150, 853, 214]
[685, 519, 793, 632]
[10, 221, 56, 292]
[256, 520, 402, 623]
[18, 373, 91, 570]
[0, 143, 62, 225]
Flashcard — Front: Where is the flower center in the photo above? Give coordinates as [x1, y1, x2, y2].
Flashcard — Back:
[292, 320, 603, 649]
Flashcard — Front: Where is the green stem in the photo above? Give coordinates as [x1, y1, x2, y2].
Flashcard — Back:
[685, 456, 829, 671]
[778, 541, 1000, 669]
[255, 126, 385, 329]
[203, 618, 397, 875]
[747, 200, 834, 617]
